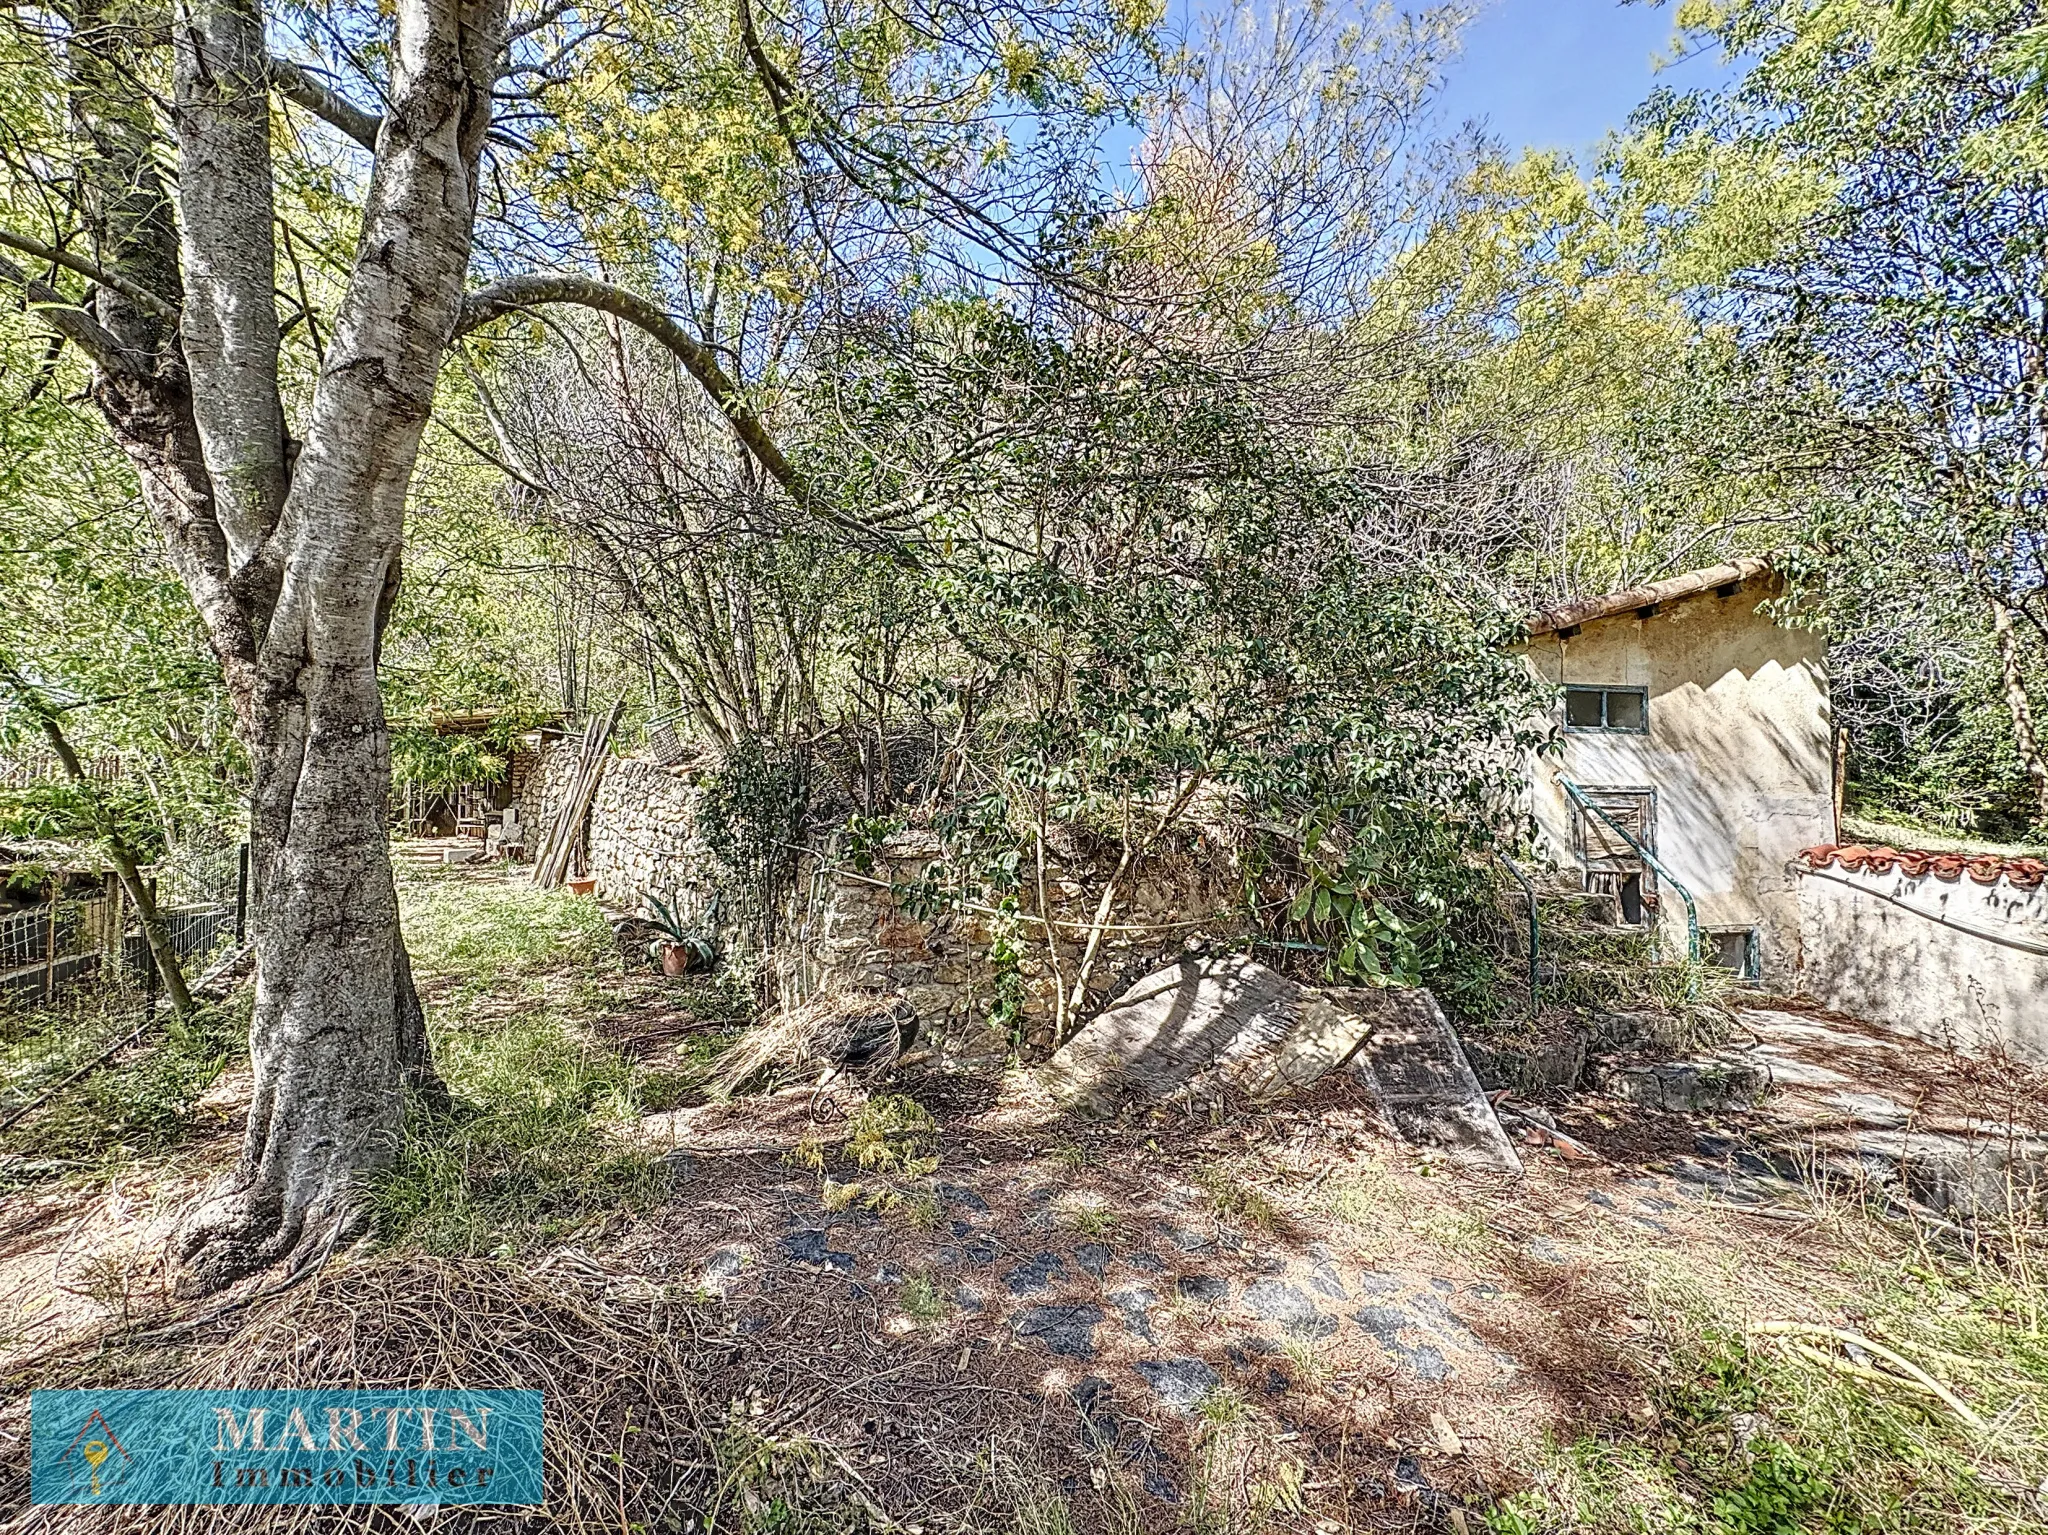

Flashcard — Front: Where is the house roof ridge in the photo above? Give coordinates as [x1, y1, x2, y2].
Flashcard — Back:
[1525, 556, 1776, 638]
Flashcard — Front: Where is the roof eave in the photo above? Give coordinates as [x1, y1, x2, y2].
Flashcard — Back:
[1523, 557, 1777, 639]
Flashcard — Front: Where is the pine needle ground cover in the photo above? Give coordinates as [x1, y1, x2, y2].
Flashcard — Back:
[2, 866, 2044, 1533]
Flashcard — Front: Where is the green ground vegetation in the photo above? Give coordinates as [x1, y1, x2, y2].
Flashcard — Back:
[372, 870, 750, 1256]
[1495, 1207, 2048, 1535]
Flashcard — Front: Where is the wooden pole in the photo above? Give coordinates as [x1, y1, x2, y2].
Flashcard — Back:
[532, 698, 622, 889]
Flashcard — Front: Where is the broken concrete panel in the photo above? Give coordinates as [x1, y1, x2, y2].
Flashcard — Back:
[1606, 1056, 1772, 1113]
[1836, 1128, 2048, 1222]
[1347, 990, 1523, 1175]
[1243, 988, 1380, 1097]
[1044, 953, 1304, 1111]
[1048, 954, 1521, 1171]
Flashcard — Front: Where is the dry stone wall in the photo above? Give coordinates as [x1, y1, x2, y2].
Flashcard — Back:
[563, 755, 1250, 1058]
[515, 737, 585, 863]
[587, 757, 717, 915]
[778, 831, 1249, 1066]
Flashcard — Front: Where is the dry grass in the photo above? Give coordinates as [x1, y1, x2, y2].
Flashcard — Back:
[707, 990, 910, 1097]
[0, 1245, 1124, 1535]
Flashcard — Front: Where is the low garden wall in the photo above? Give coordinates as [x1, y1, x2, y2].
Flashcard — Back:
[586, 757, 715, 913]
[537, 748, 1252, 1062]
[1795, 846, 2048, 1060]
[513, 736, 583, 859]
[777, 831, 1248, 1065]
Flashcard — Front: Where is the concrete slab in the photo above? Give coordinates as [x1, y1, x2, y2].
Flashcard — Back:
[1045, 954, 1303, 1112]
[1348, 990, 1523, 1175]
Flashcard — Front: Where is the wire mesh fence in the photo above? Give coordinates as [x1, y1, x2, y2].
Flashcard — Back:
[0, 841, 246, 1010]
[0, 893, 119, 1007]
[154, 837, 243, 910]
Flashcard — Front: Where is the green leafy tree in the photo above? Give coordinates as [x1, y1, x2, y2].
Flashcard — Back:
[1636, 0, 2048, 831]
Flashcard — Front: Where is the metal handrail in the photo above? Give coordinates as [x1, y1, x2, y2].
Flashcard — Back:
[1559, 776, 1700, 968]
[1496, 851, 1541, 1018]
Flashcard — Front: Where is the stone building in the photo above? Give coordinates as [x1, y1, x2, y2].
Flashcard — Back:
[1520, 557, 1837, 987]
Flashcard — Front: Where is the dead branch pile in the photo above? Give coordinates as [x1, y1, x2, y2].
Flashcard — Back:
[0, 1246, 1090, 1534]
[707, 991, 914, 1096]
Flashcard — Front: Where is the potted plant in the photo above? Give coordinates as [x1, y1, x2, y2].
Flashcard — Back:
[645, 890, 720, 977]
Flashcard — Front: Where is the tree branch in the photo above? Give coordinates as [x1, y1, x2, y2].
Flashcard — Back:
[454, 272, 912, 558]
[177, 0, 291, 569]
[0, 227, 179, 318]
[0, 657, 196, 1021]
[265, 54, 383, 151]
[0, 252, 147, 374]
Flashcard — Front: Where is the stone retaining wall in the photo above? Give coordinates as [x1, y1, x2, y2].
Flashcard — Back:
[588, 757, 716, 914]
[778, 832, 1248, 1065]
[515, 737, 585, 864]
[556, 753, 1250, 1059]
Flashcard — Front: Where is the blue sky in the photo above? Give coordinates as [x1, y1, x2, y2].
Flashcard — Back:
[1435, 0, 1731, 159]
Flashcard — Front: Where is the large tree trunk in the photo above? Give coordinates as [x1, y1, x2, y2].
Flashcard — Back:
[169, 0, 504, 1291]
[10, 0, 795, 1295]
[1992, 593, 2048, 827]
[178, 682, 417, 1285]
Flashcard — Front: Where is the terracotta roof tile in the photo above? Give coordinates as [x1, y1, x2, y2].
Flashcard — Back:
[1525, 557, 1776, 638]
[1800, 844, 2048, 892]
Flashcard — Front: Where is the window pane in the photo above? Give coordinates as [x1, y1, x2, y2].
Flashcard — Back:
[1605, 690, 1645, 731]
[1564, 688, 1604, 728]
[1710, 929, 1754, 975]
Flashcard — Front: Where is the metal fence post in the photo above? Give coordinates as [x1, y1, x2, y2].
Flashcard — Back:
[43, 886, 57, 1001]
[235, 842, 250, 943]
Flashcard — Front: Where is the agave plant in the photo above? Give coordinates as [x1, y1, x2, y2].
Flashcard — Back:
[645, 888, 722, 972]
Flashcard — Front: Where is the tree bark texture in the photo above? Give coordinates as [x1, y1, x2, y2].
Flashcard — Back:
[173, 0, 504, 1290]
[8, 0, 810, 1291]
[1991, 594, 2048, 826]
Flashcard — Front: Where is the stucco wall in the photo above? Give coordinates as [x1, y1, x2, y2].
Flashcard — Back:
[1522, 583, 1834, 985]
[1796, 864, 2048, 1059]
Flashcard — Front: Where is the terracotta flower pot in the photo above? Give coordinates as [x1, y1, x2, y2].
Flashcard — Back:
[657, 940, 693, 977]
[566, 876, 596, 897]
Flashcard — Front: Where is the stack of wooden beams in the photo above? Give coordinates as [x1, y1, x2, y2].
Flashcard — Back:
[530, 700, 622, 890]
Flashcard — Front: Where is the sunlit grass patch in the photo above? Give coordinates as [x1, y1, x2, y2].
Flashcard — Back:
[1057, 1189, 1120, 1237]
[899, 1269, 948, 1323]
[400, 874, 614, 1001]
[372, 1011, 667, 1256]
[1194, 1156, 1280, 1231]
[1325, 1156, 1397, 1226]
[846, 1091, 941, 1179]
